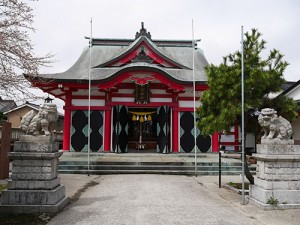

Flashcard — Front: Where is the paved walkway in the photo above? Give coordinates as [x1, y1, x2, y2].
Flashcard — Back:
[49, 174, 300, 225]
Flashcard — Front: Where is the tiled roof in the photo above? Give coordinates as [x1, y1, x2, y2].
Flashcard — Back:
[0, 98, 17, 113]
[33, 35, 209, 84]
[282, 81, 296, 91]
[279, 80, 300, 97]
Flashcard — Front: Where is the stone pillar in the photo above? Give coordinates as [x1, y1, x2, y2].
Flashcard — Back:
[0, 135, 69, 215]
[0, 122, 11, 179]
[249, 143, 300, 210]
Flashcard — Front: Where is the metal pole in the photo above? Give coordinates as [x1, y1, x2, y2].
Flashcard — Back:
[192, 19, 197, 176]
[219, 150, 221, 188]
[87, 18, 92, 176]
[241, 26, 245, 204]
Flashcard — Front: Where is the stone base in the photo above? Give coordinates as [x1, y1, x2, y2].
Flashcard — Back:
[256, 143, 300, 155]
[14, 135, 59, 153]
[0, 196, 69, 215]
[8, 177, 60, 190]
[1, 185, 66, 205]
[249, 143, 300, 210]
[248, 196, 300, 210]
[250, 184, 300, 205]
[0, 136, 68, 215]
[261, 138, 294, 145]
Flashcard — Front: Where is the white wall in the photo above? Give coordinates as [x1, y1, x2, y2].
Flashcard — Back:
[72, 99, 105, 106]
[286, 85, 300, 100]
[179, 101, 201, 108]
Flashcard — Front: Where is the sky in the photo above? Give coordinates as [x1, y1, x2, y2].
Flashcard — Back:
[26, 0, 300, 110]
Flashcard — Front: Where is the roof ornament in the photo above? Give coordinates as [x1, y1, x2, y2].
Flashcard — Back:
[131, 46, 153, 63]
[135, 22, 152, 40]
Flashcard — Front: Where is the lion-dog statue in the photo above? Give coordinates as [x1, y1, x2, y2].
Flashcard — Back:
[20, 103, 58, 136]
[258, 108, 292, 140]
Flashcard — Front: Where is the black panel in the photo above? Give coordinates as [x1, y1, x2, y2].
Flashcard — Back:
[157, 106, 167, 153]
[180, 112, 211, 153]
[197, 135, 211, 153]
[90, 111, 103, 152]
[112, 106, 118, 152]
[71, 111, 88, 152]
[180, 112, 194, 153]
[71, 110, 104, 152]
[167, 107, 171, 153]
[118, 106, 128, 153]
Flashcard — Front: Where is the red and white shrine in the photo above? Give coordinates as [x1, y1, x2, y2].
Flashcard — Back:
[30, 23, 231, 153]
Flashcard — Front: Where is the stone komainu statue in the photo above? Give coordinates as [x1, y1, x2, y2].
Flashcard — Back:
[21, 103, 58, 136]
[258, 108, 293, 140]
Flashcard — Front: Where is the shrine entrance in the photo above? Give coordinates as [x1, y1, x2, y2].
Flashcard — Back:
[127, 108, 158, 152]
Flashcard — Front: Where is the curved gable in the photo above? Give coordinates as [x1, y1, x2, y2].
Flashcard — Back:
[94, 36, 190, 70]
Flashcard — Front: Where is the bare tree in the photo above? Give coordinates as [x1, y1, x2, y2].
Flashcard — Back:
[0, 0, 52, 102]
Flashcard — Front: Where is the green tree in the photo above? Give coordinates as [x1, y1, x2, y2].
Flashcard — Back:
[197, 29, 298, 184]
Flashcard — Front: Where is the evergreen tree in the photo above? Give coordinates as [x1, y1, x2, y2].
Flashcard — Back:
[197, 29, 298, 184]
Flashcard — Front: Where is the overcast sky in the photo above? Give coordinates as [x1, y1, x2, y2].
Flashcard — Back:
[27, 0, 300, 109]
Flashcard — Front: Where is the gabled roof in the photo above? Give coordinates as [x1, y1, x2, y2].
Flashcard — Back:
[32, 24, 209, 85]
[279, 79, 300, 98]
[3, 102, 39, 115]
[0, 97, 17, 113]
[282, 81, 296, 92]
[95, 36, 190, 69]
[4, 102, 64, 117]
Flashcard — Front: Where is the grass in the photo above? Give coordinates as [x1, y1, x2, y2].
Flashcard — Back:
[267, 196, 279, 206]
[0, 183, 8, 192]
[227, 182, 249, 190]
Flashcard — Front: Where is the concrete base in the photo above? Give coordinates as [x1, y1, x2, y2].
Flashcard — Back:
[0, 196, 69, 215]
[250, 184, 300, 205]
[1, 185, 66, 205]
[261, 139, 294, 145]
[248, 196, 300, 210]
[249, 143, 300, 210]
[0, 135, 68, 215]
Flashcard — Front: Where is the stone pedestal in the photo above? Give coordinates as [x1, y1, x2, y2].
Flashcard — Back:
[249, 143, 300, 210]
[0, 135, 69, 215]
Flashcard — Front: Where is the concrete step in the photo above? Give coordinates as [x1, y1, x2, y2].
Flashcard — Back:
[58, 169, 253, 176]
[58, 161, 256, 176]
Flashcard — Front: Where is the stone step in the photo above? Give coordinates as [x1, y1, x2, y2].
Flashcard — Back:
[58, 161, 247, 166]
[58, 169, 253, 176]
[58, 164, 254, 170]
[58, 161, 256, 176]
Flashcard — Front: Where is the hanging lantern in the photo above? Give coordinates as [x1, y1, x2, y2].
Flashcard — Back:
[140, 116, 144, 122]
[132, 114, 137, 121]
[147, 114, 152, 121]
[144, 115, 147, 121]
[136, 115, 139, 121]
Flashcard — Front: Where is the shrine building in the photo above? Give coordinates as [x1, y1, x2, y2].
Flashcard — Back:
[29, 23, 225, 153]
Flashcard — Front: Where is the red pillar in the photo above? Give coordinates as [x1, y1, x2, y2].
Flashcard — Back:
[172, 108, 179, 153]
[104, 108, 112, 152]
[63, 92, 72, 151]
[212, 132, 219, 153]
[234, 124, 239, 151]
